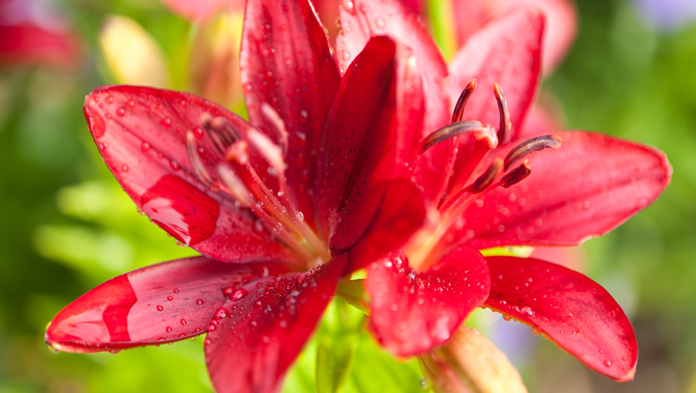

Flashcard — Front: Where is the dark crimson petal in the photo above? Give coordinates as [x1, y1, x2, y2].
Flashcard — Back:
[45, 256, 290, 353]
[84, 85, 297, 264]
[241, 0, 340, 230]
[449, 131, 672, 250]
[336, 0, 453, 204]
[316, 36, 424, 241]
[205, 254, 347, 393]
[447, 6, 543, 145]
[484, 256, 637, 381]
[162, 0, 243, 22]
[341, 181, 426, 273]
[452, 0, 577, 73]
[366, 246, 490, 357]
[0, 24, 80, 68]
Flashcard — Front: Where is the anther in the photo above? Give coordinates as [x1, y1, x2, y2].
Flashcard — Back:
[504, 135, 562, 171]
[225, 140, 249, 165]
[452, 79, 477, 123]
[420, 120, 485, 153]
[186, 131, 218, 190]
[500, 160, 532, 188]
[217, 164, 254, 207]
[494, 83, 511, 144]
[260, 103, 289, 156]
[200, 112, 242, 153]
[246, 129, 285, 174]
[468, 158, 503, 193]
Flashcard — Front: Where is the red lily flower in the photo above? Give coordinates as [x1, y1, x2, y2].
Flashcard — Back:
[336, 0, 671, 383]
[45, 0, 428, 392]
[0, 0, 80, 68]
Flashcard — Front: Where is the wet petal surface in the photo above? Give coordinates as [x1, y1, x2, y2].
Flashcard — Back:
[46, 256, 290, 352]
[204, 255, 346, 393]
[336, 0, 453, 204]
[316, 37, 423, 242]
[366, 246, 490, 356]
[444, 131, 672, 250]
[83, 86, 297, 263]
[485, 256, 638, 381]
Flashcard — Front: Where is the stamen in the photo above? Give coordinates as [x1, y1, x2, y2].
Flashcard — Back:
[494, 83, 511, 144]
[452, 79, 477, 123]
[504, 135, 562, 170]
[468, 158, 503, 193]
[260, 103, 289, 156]
[420, 120, 485, 153]
[186, 131, 219, 191]
[500, 160, 532, 188]
[216, 164, 254, 207]
[246, 129, 285, 174]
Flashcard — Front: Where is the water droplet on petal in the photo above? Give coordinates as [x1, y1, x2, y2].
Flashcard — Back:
[196, 299, 204, 305]
[121, 164, 129, 172]
[231, 288, 248, 301]
[204, 338, 212, 345]
[140, 141, 151, 152]
[180, 319, 187, 325]
[214, 307, 229, 319]
[298, 109, 309, 124]
[156, 305, 164, 311]
[165, 326, 173, 333]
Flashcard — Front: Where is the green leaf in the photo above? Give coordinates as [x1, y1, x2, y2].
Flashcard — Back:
[316, 334, 358, 393]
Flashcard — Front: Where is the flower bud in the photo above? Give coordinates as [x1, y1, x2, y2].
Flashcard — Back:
[187, 11, 243, 109]
[419, 326, 527, 393]
[100, 15, 170, 88]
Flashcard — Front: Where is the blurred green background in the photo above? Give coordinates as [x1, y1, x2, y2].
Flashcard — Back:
[1, 0, 695, 392]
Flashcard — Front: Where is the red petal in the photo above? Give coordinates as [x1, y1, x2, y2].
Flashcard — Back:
[161, 0, 243, 22]
[240, 0, 340, 229]
[205, 255, 346, 393]
[45, 256, 290, 353]
[484, 256, 637, 381]
[451, 0, 577, 73]
[341, 180, 427, 272]
[0, 24, 80, 69]
[336, 0, 453, 203]
[316, 36, 424, 240]
[518, 99, 566, 139]
[366, 246, 490, 356]
[530, 246, 584, 271]
[448, 6, 543, 144]
[83, 85, 297, 263]
[454, 131, 672, 249]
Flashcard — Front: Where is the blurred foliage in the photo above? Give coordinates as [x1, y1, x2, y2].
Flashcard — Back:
[1, 0, 695, 392]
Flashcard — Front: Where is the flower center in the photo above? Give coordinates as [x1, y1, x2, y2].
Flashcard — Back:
[185, 104, 330, 268]
[408, 80, 562, 270]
